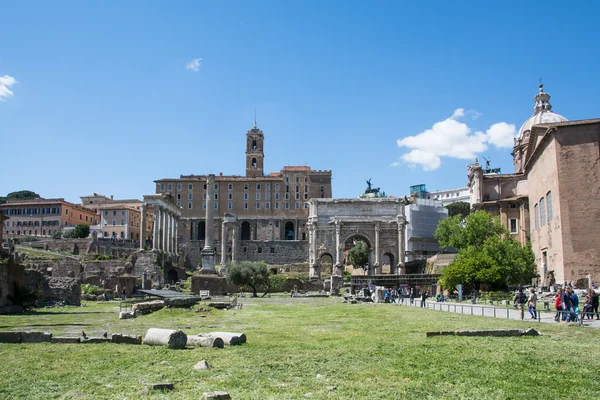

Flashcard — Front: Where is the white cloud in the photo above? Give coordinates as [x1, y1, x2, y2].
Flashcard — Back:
[486, 122, 516, 148]
[394, 108, 515, 171]
[0, 75, 17, 101]
[186, 58, 203, 72]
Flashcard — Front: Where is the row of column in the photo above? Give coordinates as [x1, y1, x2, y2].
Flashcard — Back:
[149, 205, 178, 254]
[219, 221, 238, 268]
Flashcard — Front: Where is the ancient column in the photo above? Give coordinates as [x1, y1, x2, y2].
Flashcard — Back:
[169, 212, 175, 254]
[373, 222, 380, 274]
[397, 215, 406, 274]
[152, 206, 160, 250]
[156, 207, 163, 251]
[162, 209, 169, 253]
[173, 217, 178, 255]
[308, 222, 319, 278]
[231, 224, 237, 263]
[334, 221, 342, 271]
[201, 175, 217, 273]
[220, 220, 228, 269]
[140, 204, 147, 250]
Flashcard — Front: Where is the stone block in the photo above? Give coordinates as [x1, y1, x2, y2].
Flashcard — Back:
[132, 300, 164, 316]
[522, 328, 540, 336]
[194, 360, 210, 370]
[208, 331, 246, 345]
[164, 297, 200, 308]
[119, 311, 135, 319]
[51, 337, 80, 344]
[456, 329, 522, 337]
[112, 333, 142, 344]
[144, 328, 187, 349]
[0, 331, 21, 343]
[21, 331, 52, 343]
[150, 383, 174, 391]
[80, 337, 111, 343]
[203, 391, 231, 399]
[187, 335, 224, 348]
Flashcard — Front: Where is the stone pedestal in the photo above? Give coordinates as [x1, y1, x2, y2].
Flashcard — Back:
[309, 263, 320, 279]
[330, 275, 343, 296]
[201, 249, 217, 275]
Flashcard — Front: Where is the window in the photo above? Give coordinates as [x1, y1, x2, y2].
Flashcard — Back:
[266, 202, 270, 209]
[113, 211, 117, 216]
[257, 247, 262, 253]
[295, 193, 300, 200]
[112, 219, 116, 226]
[534, 204, 539, 230]
[285, 193, 290, 200]
[256, 184, 261, 190]
[203, 203, 206, 209]
[214, 202, 218, 209]
[104, 211, 108, 216]
[256, 202, 260, 209]
[228, 193, 232, 200]
[203, 193, 207, 199]
[189, 184, 193, 190]
[103, 219, 108, 226]
[188, 202, 193, 209]
[168, 184, 172, 191]
[244, 193, 248, 200]
[547, 191, 553, 221]
[244, 202, 248, 209]
[320, 186, 324, 191]
[295, 177, 299, 183]
[305, 185, 308, 192]
[189, 193, 193, 200]
[177, 184, 182, 190]
[120, 219, 124, 225]
[285, 202, 289, 209]
[266, 193, 270, 200]
[270, 247, 275, 253]
[275, 184, 280, 191]
[228, 184, 232, 190]
[295, 202, 300, 209]
[228, 202, 232, 209]
[285, 177, 289, 183]
[266, 184, 270, 190]
[540, 197, 546, 226]
[204, 184, 207, 189]
[177, 193, 181, 200]
[305, 203, 309, 209]
[275, 202, 279, 209]
[214, 184, 218, 190]
[510, 219, 518, 234]
[244, 184, 248, 190]
[275, 193, 280, 200]
[214, 193, 218, 200]
[295, 185, 299, 192]
[304, 193, 308, 200]
[121, 210, 125, 216]
[177, 202, 181, 207]
[65, 209, 69, 215]
[256, 193, 261, 200]
[286, 185, 289, 193]
[160, 183, 165, 191]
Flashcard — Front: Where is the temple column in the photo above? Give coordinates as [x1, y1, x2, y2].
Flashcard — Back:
[140, 204, 147, 250]
[334, 221, 342, 272]
[397, 215, 406, 274]
[373, 222, 380, 274]
[308, 222, 319, 278]
[201, 174, 217, 273]
[231, 224, 237, 263]
[220, 221, 228, 269]
[152, 206, 160, 250]
[169, 212, 175, 254]
[163, 209, 169, 253]
[174, 217, 178, 255]
[158, 207, 164, 251]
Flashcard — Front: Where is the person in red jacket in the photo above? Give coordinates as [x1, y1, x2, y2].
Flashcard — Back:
[554, 288, 563, 322]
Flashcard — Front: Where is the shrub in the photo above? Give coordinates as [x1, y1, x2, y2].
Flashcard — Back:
[81, 284, 101, 295]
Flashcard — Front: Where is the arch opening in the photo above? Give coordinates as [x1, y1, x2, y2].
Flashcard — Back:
[284, 221, 295, 240]
[241, 221, 251, 240]
[166, 269, 178, 284]
[197, 221, 206, 240]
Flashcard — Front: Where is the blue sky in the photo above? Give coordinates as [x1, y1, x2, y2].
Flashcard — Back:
[1, 1, 599, 203]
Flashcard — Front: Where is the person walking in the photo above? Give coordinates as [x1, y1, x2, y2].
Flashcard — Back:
[514, 288, 527, 320]
[409, 288, 415, 305]
[420, 291, 428, 308]
[527, 288, 537, 319]
[562, 287, 574, 322]
[592, 289, 599, 320]
[554, 288, 563, 322]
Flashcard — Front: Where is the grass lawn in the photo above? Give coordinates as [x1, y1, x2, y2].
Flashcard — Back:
[1, 297, 599, 399]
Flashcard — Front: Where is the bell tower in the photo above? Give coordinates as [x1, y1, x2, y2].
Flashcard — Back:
[245, 120, 264, 177]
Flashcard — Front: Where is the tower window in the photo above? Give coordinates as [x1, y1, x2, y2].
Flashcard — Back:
[252, 139, 257, 150]
[252, 158, 257, 167]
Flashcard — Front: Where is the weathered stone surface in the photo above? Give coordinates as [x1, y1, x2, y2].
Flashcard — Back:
[208, 331, 246, 345]
[144, 328, 187, 349]
[0, 331, 21, 343]
[21, 331, 52, 343]
[187, 335, 224, 348]
[112, 333, 142, 344]
[51, 337, 80, 344]
[426, 331, 455, 337]
[203, 391, 231, 399]
[132, 300, 164, 316]
[164, 297, 200, 308]
[150, 383, 174, 391]
[194, 360, 210, 370]
[119, 311, 135, 319]
[522, 328, 540, 336]
[456, 329, 522, 337]
[80, 337, 111, 343]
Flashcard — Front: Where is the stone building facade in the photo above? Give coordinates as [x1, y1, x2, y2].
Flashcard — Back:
[155, 124, 332, 269]
[1, 198, 98, 238]
[468, 84, 600, 285]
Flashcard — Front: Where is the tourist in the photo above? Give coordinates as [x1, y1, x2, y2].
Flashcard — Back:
[527, 288, 537, 319]
[592, 289, 599, 320]
[121, 288, 126, 300]
[561, 287, 574, 322]
[514, 288, 526, 320]
[572, 288, 580, 322]
[409, 288, 415, 305]
[420, 291, 428, 308]
[583, 290, 594, 320]
[554, 288, 563, 321]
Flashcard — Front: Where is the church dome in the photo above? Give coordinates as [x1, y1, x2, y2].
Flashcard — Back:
[517, 84, 567, 139]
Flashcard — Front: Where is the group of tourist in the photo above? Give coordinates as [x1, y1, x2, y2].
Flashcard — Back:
[554, 286, 599, 322]
[513, 288, 538, 320]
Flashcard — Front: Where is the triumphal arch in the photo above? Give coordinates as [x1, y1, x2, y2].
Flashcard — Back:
[307, 198, 407, 290]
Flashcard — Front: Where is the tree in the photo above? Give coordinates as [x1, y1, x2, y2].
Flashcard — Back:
[226, 261, 270, 297]
[63, 224, 90, 238]
[0, 190, 40, 205]
[347, 241, 369, 273]
[435, 210, 536, 291]
[445, 201, 471, 218]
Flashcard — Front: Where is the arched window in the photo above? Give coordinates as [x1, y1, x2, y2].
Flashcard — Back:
[252, 139, 257, 150]
[241, 221, 251, 240]
[285, 221, 295, 240]
[198, 221, 206, 240]
[252, 158, 257, 167]
[539, 197, 546, 226]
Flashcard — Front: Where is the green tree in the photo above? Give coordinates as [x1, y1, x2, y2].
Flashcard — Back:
[226, 261, 270, 297]
[435, 211, 536, 290]
[445, 201, 471, 218]
[347, 241, 369, 273]
[0, 190, 41, 205]
[63, 224, 90, 238]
